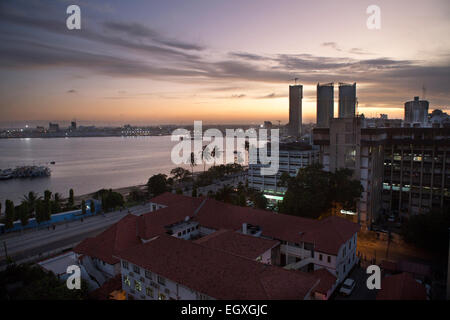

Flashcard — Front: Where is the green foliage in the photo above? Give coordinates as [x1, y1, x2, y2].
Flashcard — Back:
[90, 200, 96, 214]
[127, 187, 147, 203]
[279, 164, 363, 219]
[17, 201, 30, 227]
[4, 200, 15, 229]
[81, 200, 86, 215]
[147, 174, 169, 196]
[97, 189, 124, 213]
[0, 263, 89, 300]
[68, 189, 75, 208]
[170, 167, 191, 182]
[402, 208, 450, 253]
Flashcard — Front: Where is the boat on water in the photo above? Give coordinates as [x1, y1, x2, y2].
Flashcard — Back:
[0, 166, 51, 180]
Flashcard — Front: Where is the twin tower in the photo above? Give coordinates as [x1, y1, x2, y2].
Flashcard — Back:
[288, 82, 357, 137]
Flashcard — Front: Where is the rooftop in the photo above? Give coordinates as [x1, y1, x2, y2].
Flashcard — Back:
[194, 229, 279, 260]
[116, 235, 319, 300]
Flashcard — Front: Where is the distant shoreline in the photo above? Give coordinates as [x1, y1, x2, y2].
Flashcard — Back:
[0, 134, 172, 140]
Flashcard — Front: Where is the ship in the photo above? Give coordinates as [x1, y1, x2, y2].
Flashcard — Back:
[0, 166, 51, 180]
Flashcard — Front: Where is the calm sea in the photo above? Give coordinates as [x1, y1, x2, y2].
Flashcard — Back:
[0, 136, 192, 205]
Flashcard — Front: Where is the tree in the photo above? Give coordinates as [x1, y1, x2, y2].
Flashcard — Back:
[215, 185, 234, 203]
[170, 167, 191, 182]
[90, 200, 96, 214]
[402, 208, 450, 253]
[81, 200, 86, 215]
[43, 190, 52, 221]
[190, 152, 197, 178]
[253, 192, 268, 210]
[22, 191, 41, 217]
[278, 164, 363, 219]
[147, 174, 169, 197]
[127, 187, 147, 203]
[4, 200, 15, 230]
[68, 189, 75, 208]
[52, 193, 62, 214]
[18, 201, 30, 227]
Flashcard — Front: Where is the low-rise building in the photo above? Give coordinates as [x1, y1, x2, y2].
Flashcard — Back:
[74, 192, 360, 300]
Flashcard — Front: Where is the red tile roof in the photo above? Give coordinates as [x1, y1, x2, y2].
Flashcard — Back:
[376, 273, 427, 300]
[137, 199, 202, 240]
[195, 198, 359, 255]
[77, 193, 359, 266]
[89, 274, 122, 300]
[74, 214, 141, 265]
[194, 229, 279, 260]
[116, 235, 319, 300]
[312, 268, 337, 295]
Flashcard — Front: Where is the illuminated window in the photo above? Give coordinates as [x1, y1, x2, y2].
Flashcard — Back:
[134, 280, 142, 292]
[124, 275, 131, 287]
[158, 293, 166, 300]
[146, 287, 153, 298]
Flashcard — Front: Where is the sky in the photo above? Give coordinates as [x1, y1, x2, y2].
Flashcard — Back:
[0, 0, 449, 127]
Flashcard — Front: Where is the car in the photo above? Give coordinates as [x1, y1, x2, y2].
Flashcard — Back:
[339, 278, 356, 296]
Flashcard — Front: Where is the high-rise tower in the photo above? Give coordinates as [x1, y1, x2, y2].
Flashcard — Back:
[288, 85, 303, 137]
[338, 82, 356, 118]
[316, 82, 334, 127]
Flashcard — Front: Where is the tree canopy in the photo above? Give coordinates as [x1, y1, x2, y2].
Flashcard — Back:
[278, 164, 363, 219]
[147, 174, 170, 197]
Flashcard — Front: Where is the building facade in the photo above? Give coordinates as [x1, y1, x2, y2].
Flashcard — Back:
[338, 82, 356, 119]
[316, 82, 334, 128]
[248, 143, 320, 198]
[288, 85, 303, 137]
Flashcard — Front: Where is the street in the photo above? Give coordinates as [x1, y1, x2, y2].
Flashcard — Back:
[0, 203, 155, 266]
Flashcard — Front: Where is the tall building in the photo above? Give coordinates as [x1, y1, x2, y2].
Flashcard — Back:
[404, 96, 429, 125]
[288, 85, 303, 137]
[338, 83, 356, 118]
[313, 123, 450, 228]
[316, 83, 334, 128]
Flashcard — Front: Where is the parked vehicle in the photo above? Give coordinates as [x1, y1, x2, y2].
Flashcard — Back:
[339, 278, 356, 296]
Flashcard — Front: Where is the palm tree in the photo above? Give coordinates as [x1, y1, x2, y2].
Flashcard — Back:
[190, 152, 197, 178]
[52, 193, 62, 213]
[201, 145, 211, 173]
[215, 184, 234, 203]
[22, 191, 42, 217]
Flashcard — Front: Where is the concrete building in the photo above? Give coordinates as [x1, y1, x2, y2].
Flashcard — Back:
[405, 96, 429, 125]
[248, 143, 320, 199]
[313, 117, 385, 227]
[316, 82, 334, 128]
[74, 192, 359, 300]
[338, 83, 356, 118]
[313, 123, 450, 227]
[288, 85, 303, 137]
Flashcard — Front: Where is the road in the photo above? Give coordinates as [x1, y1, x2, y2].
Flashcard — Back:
[333, 265, 378, 300]
[0, 203, 154, 265]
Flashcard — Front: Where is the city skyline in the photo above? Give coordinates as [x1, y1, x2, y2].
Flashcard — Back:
[1, 0, 449, 125]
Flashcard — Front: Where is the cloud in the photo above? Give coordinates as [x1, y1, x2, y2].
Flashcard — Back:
[102, 21, 205, 51]
[322, 42, 342, 51]
[257, 93, 287, 99]
[66, 89, 77, 94]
